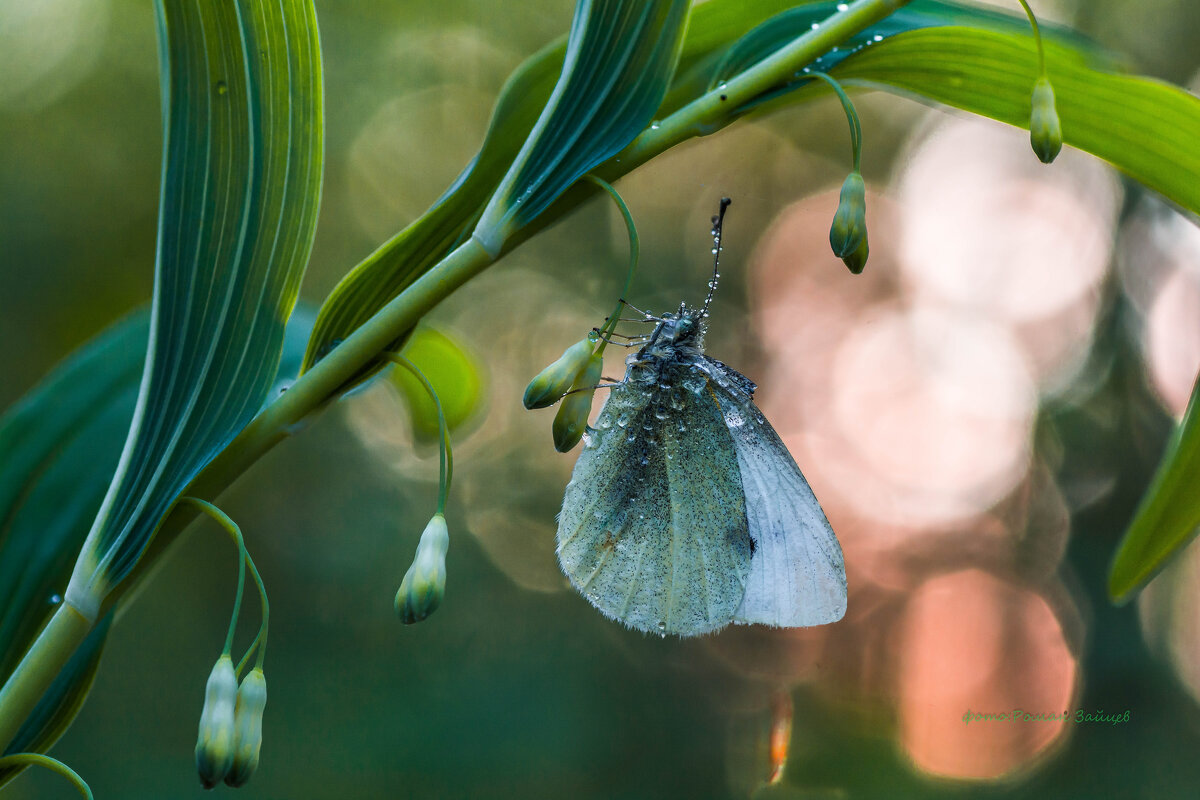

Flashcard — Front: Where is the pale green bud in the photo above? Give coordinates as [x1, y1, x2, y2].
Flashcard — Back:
[829, 171, 867, 260]
[553, 353, 604, 452]
[224, 667, 268, 787]
[1030, 76, 1062, 164]
[523, 338, 595, 409]
[842, 231, 869, 275]
[395, 513, 449, 623]
[195, 655, 238, 789]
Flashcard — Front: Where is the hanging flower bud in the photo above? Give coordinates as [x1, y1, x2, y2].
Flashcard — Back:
[553, 353, 604, 452]
[395, 513, 449, 623]
[1030, 76, 1062, 164]
[195, 655, 238, 789]
[523, 338, 595, 409]
[224, 667, 268, 787]
[829, 171, 867, 261]
[842, 233, 869, 275]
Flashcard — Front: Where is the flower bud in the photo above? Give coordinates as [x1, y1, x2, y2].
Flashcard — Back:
[224, 667, 268, 787]
[395, 513, 449, 623]
[1030, 76, 1062, 164]
[829, 171, 867, 260]
[842, 232, 869, 275]
[553, 353, 604, 452]
[195, 655, 238, 789]
[523, 338, 595, 409]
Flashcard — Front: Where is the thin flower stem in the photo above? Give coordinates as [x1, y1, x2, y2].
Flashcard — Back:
[384, 353, 453, 514]
[583, 174, 640, 354]
[807, 71, 862, 172]
[180, 498, 269, 672]
[1016, 0, 1046, 76]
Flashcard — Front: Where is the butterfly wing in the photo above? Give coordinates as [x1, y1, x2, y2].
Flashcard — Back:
[556, 370, 753, 636]
[702, 357, 847, 627]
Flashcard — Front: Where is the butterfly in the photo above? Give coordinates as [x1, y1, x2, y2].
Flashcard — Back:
[555, 199, 847, 637]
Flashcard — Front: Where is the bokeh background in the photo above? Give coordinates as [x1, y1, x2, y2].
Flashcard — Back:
[4, 0, 1200, 797]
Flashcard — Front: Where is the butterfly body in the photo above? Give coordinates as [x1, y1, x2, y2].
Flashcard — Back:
[556, 305, 847, 637]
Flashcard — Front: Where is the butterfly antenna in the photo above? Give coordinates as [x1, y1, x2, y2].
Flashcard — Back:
[700, 197, 731, 320]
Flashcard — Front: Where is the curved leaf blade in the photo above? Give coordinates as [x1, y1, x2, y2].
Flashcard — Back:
[1109, 383, 1200, 601]
[65, 0, 324, 617]
[472, 0, 691, 255]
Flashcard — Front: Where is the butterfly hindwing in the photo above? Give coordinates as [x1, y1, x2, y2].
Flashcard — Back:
[702, 357, 848, 627]
[556, 366, 753, 636]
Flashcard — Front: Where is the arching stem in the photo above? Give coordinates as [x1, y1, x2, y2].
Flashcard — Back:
[384, 354, 453, 515]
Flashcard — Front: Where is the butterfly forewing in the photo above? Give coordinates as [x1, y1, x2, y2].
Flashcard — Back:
[701, 357, 848, 627]
[556, 368, 753, 636]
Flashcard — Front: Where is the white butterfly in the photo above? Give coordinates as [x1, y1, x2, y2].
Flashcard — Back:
[556, 300, 846, 637]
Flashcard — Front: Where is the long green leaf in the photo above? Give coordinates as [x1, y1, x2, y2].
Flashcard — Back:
[64, 0, 323, 619]
[472, 0, 691, 255]
[0, 309, 314, 781]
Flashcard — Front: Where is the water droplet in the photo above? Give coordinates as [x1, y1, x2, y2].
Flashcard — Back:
[723, 408, 746, 428]
[650, 120, 660, 130]
[48, 594, 62, 605]
[617, 414, 629, 428]
[582, 431, 595, 448]
[810, 22, 820, 30]
[599, 415, 612, 429]
[657, 621, 666, 630]
[626, 434, 637, 443]
[711, 247, 718, 255]
[639, 456, 649, 466]
[873, 34, 884, 42]
[666, 452, 674, 460]
[215, 80, 228, 95]
[654, 407, 669, 420]
[837, 2, 849, 10]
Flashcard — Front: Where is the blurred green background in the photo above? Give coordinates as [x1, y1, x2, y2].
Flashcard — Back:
[5, 1, 1200, 798]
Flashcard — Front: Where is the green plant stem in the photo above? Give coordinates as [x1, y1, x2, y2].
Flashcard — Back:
[384, 353, 453, 514]
[0, 0, 913, 751]
[808, 71, 863, 171]
[1016, 0, 1046, 75]
[0, 752, 92, 799]
[180, 498, 269, 672]
[180, 498, 247, 657]
[583, 174, 640, 353]
[0, 604, 91, 752]
[604, 0, 911, 174]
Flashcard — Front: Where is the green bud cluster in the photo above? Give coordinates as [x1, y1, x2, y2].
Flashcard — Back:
[829, 171, 869, 274]
[523, 339, 594, 409]
[396, 513, 450, 623]
[1030, 76, 1062, 164]
[553, 352, 604, 452]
